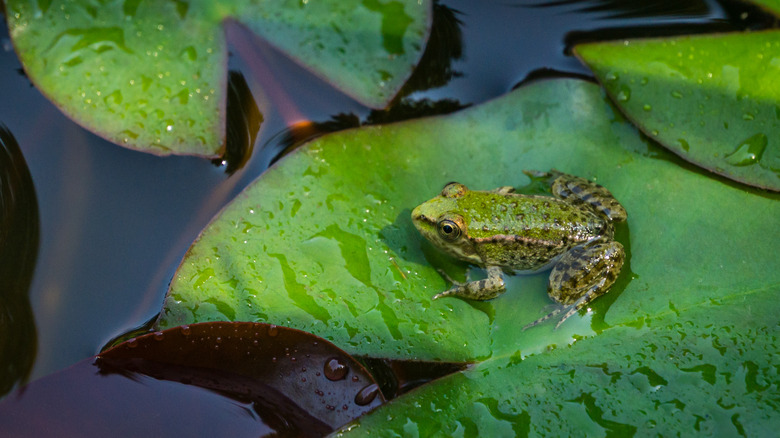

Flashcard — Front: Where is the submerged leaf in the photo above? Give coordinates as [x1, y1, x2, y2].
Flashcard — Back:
[0, 125, 38, 397]
[575, 31, 780, 191]
[6, 0, 432, 156]
[159, 78, 779, 432]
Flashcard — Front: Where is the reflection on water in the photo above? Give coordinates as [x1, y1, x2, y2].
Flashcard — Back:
[213, 71, 263, 175]
[0, 125, 39, 396]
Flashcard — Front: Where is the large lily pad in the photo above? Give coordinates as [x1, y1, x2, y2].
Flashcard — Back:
[6, 0, 431, 156]
[159, 78, 779, 431]
[575, 31, 780, 191]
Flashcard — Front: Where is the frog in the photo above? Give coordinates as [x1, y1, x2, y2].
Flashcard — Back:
[411, 170, 627, 329]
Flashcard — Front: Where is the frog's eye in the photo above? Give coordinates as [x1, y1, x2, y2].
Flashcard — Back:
[437, 219, 462, 241]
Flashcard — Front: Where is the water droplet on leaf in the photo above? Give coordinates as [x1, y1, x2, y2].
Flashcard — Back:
[725, 133, 767, 166]
[354, 383, 380, 406]
[324, 357, 348, 381]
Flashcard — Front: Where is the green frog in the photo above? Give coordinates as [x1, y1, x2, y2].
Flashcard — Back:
[411, 170, 627, 329]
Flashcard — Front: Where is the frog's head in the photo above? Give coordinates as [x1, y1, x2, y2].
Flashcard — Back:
[411, 183, 481, 264]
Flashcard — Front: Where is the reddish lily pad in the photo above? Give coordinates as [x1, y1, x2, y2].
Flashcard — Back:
[0, 322, 386, 437]
[98, 321, 386, 430]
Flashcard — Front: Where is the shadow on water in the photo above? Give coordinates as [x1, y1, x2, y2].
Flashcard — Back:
[0, 125, 39, 397]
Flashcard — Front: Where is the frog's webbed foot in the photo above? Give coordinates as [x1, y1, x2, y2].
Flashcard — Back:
[522, 307, 563, 330]
[549, 172, 627, 222]
[522, 289, 600, 330]
[525, 238, 624, 330]
[432, 265, 506, 301]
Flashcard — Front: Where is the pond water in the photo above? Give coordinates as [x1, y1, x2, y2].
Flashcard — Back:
[0, 0, 767, 423]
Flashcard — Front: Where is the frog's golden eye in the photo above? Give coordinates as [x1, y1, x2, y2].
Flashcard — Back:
[437, 219, 461, 241]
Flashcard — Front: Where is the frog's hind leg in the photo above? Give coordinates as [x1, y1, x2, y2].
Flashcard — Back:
[523, 239, 624, 330]
[550, 172, 627, 222]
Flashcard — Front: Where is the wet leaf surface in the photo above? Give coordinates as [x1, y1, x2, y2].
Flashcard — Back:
[5, 0, 431, 156]
[0, 322, 385, 437]
[158, 78, 780, 433]
[575, 30, 780, 191]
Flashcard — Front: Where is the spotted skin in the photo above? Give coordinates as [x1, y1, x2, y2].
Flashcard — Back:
[411, 170, 627, 329]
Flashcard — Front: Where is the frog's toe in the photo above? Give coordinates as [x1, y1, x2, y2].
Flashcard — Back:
[554, 304, 581, 329]
[522, 307, 563, 330]
[432, 290, 453, 300]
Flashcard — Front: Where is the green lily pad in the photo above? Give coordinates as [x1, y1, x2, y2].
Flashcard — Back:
[6, 0, 431, 156]
[158, 78, 779, 432]
[575, 31, 780, 191]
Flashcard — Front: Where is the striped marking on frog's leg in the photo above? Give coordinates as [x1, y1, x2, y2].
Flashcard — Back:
[550, 172, 627, 222]
[524, 238, 624, 330]
[432, 265, 506, 301]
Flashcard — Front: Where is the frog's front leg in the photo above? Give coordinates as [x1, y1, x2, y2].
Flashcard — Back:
[524, 238, 624, 329]
[433, 265, 506, 301]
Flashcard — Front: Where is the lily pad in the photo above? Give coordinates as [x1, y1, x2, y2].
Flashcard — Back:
[159, 78, 779, 432]
[575, 31, 780, 191]
[99, 322, 385, 433]
[6, 0, 431, 156]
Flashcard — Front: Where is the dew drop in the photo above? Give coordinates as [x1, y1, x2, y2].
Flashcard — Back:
[180, 325, 191, 336]
[126, 338, 138, 348]
[643, 104, 652, 111]
[354, 383, 380, 406]
[324, 358, 349, 381]
[725, 133, 767, 166]
[153, 331, 165, 341]
[268, 325, 279, 337]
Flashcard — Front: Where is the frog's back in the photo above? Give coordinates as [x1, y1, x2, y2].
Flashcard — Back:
[462, 192, 606, 270]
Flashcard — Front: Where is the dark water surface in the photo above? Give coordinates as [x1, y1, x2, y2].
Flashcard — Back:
[0, 0, 764, 394]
